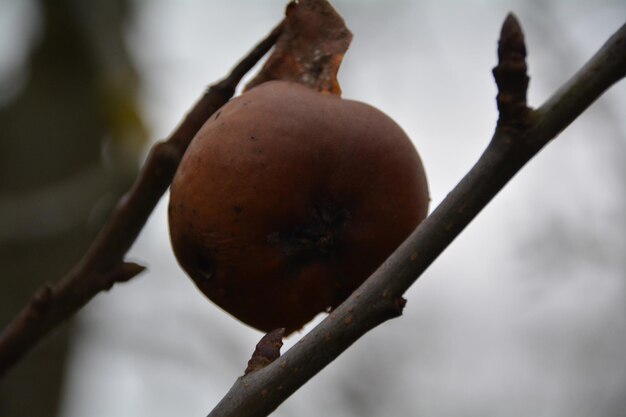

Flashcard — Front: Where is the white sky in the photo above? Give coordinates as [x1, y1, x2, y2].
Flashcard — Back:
[4, 1, 624, 416]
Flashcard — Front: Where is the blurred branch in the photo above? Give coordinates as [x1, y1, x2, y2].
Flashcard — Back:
[0, 21, 284, 378]
[207, 16, 626, 417]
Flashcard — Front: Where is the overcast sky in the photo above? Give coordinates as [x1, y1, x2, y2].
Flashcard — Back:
[4, 1, 625, 416]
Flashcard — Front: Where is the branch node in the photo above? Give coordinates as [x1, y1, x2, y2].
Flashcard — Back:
[492, 12, 532, 132]
[100, 262, 146, 291]
[244, 328, 285, 375]
[118, 262, 147, 281]
[29, 284, 54, 319]
[150, 141, 184, 178]
[394, 297, 407, 315]
[207, 81, 237, 103]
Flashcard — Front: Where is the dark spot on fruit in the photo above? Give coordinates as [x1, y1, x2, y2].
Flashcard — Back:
[233, 206, 243, 214]
[214, 111, 221, 120]
[194, 251, 214, 281]
[267, 202, 350, 263]
[249, 135, 258, 141]
[266, 232, 280, 245]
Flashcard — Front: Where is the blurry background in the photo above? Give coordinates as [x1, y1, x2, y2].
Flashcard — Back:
[0, 0, 146, 415]
[0, 1, 624, 416]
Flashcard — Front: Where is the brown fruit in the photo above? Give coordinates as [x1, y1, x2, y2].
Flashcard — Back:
[168, 81, 428, 334]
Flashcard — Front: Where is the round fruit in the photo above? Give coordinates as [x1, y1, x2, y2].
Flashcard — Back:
[168, 80, 429, 334]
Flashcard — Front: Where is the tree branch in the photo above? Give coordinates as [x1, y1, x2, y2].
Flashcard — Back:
[0, 21, 283, 378]
[206, 16, 626, 417]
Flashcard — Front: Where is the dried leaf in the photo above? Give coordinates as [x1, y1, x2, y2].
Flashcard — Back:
[245, 0, 352, 95]
[244, 328, 285, 375]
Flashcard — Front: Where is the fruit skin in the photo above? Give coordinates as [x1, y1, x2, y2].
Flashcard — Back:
[168, 81, 429, 334]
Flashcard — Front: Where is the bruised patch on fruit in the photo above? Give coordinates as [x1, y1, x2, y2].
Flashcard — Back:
[168, 81, 429, 334]
[265, 201, 350, 285]
[267, 202, 350, 257]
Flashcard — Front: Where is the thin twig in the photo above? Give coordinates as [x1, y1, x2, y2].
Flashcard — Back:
[206, 17, 626, 417]
[0, 21, 284, 378]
